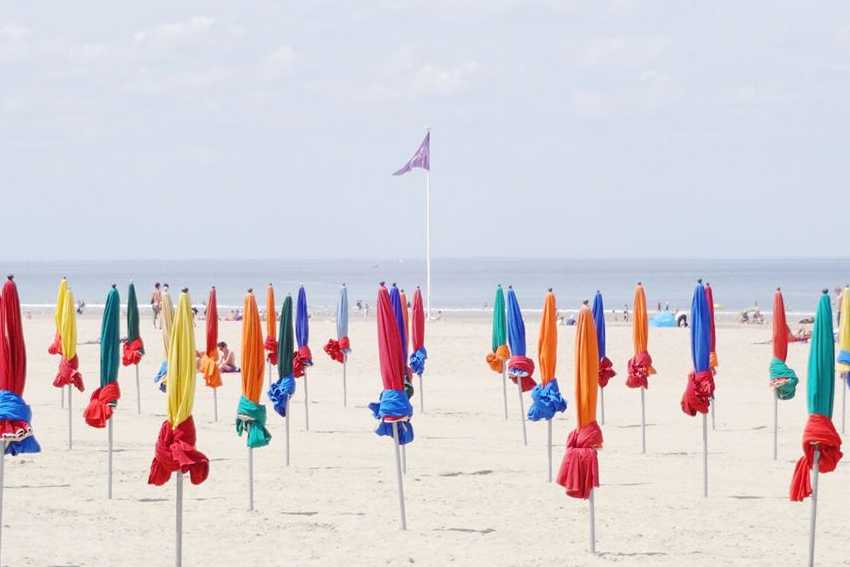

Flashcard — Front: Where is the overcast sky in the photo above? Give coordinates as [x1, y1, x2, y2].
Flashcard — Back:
[2, 1, 848, 260]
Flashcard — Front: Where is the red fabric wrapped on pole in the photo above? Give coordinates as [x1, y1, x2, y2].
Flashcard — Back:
[556, 304, 602, 499]
[790, 415, 842, 501]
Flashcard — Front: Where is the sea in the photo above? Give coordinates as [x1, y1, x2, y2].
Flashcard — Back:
[2, 258, 847, 316]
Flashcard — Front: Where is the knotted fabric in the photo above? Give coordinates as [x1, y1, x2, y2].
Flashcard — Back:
[507, 355, 537, 392]
[296, 345, 313, 367]
[556, 421, 603, 499]
[235, 395, 271, 448]
[769, 357, 799, 400]
[409, 347, 427, 376]
[122, 337, 144, 367]
[486, 344, 510, 373]
[681, 370, 715, 416]
[0, 391, 40, 455]
[148, 416, 209, 486]
[264, 335, 278, 366]
[83, 382, 121, 428]
[48, 333, 62, 356]
[369, 390, 414, 445]
[268, 376, 296, 417]
[154, 361, 168, 392]
[199, 353, 221, 388]
[53, 355, 84, 391]
[626, 351, 654, 389]
[324, 338, 347, 363]
[790, 414, 843, 501]
[598, 356, 616, 388]
[527, 379, 567, 421]
[293, 352, 306, 378]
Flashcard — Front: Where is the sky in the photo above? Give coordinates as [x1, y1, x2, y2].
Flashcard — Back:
[2, 1, 849, 260]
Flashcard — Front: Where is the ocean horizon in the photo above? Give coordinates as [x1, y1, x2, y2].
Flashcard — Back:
[1, 257, 846, 315]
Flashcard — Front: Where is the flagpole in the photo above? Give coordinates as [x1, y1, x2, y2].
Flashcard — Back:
[425, 148, 432, 320]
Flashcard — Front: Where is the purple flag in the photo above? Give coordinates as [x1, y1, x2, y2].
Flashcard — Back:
[393, 132, 430, 176]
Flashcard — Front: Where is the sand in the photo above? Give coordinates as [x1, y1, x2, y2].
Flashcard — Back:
[2, 310, 847, 566]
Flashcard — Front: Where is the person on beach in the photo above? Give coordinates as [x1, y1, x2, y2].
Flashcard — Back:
[151, 282, 162, 328]
[217, 341, 240, 373]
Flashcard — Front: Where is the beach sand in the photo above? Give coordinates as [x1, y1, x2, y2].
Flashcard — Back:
[3, 310, 846, 566]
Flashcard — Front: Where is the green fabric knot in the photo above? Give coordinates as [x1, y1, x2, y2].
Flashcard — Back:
[236, 395, 272, 448]
[770, 357, 799, 400]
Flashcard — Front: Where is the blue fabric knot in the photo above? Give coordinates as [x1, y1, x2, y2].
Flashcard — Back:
[409, 347, 427, 376]
[368, 389, 414, 445]
[839, 350, 850, 367]
[268, 375, 296, 417]
[527, 379, 567, 421]
[154, 361, 167, 393]
[0, 391, 40, 456]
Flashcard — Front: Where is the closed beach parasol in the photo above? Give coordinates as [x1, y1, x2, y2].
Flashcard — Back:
[486, 285, 510, 420]
[400, 289, 410, 347]
[0, 276, 41, 564]
[264, 284, 278, 386]
[122, 282, 145, 415]
[148, 288, 208, 567]
[390, 285, 413, 402]
[506, 286, 536, 446]
[235, 289, 271, 511]
[48, 277, 68, 407]
[154, 286, 175, 392]
[323, 285, 351, 406]
[592, 291, 615, 425]
[770, 288, 798, 459]
[836, 287, 850, 434]
[84, 285, 121, 499]
[681, 280, 714, 497]
[705, 283, 718, 429]
[268, 294, 296, 466]
[528, 290, 567, 481]
[368, 283, 413, 530]
[790, 291, 843, 566]
[53, 286, 83, 449]
[48, 277, 68, 356]
[198, 287, 222, 421]
[626, 283, 654, 453]
[295, 286, 313, 430]
[409, 287, 428, 413]
[556, 302, 601, 553]
[390, 285, 412, 471]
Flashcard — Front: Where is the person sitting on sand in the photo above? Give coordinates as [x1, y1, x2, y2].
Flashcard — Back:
[218, 341, 240, 373]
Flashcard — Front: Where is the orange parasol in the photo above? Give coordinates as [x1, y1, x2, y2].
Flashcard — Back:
[556, 303, 602, 551]
[626, 283, 654, 453]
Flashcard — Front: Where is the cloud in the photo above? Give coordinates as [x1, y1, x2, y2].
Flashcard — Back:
[572, 89, 608, 117]
[411, 61, 479, 96]
[125, 66, 232, 95]
[134, 16, 215, 49]
[575, 35, 670, 67]
[259, 46, 296, 81]
[359, 48, 481, 101]
[0, 24, 31, 61]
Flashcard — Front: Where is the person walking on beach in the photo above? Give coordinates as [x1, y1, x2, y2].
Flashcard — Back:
[151, 282, 162, 329]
